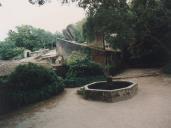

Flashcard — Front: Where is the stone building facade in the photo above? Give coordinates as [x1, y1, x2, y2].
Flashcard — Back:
[56, 35, 121, 66]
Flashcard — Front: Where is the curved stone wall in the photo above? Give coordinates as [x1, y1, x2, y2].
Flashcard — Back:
[77, 81, 138, 102]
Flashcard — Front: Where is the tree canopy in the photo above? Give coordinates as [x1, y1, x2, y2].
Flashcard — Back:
[1, 0, 171, 66]
[81, 0, 171, 66]
[0, 25, 63, 60]
[4, 25, 60, 51]
[128, 0, 171, 65]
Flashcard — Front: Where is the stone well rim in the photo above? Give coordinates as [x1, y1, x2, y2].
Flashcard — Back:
[84, 80, 137, 92]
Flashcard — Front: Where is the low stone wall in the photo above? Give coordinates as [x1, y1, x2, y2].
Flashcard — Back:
[0, 62, 19, 76]
[0, 61, 52, 77]
[78, 81, 138, 102]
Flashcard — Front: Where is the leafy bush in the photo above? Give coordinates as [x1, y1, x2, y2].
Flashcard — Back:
[8, 63, 63, 90]
[67, 59, 104, 78]
[66, 51, 88, 65]
[3, 63, 64, 107]
[66, 51, 104, 77]
[63, 51, 104, 87]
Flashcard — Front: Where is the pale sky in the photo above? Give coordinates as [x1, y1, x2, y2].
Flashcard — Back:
[0, 0, 85, 41]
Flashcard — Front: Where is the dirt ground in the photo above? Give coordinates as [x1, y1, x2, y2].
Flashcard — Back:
[0, 69, 171, 128]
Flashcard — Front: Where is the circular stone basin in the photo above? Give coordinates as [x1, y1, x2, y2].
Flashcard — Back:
[77, 81, 138, 102]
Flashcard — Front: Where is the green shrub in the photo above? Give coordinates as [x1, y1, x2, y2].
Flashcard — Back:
[8, 63, 63, 90]
[63, 51, 104, 87]
[67, 52, 103, 77]
[67, 59, 104, 78]
[66, 51, 88, 65]
[4, 63, 64, 107]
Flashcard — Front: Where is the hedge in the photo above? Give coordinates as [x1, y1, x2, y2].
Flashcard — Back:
[0, 63, 64, 109]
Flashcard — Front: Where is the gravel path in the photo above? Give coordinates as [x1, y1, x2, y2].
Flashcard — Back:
[0, 69, 171, 128]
